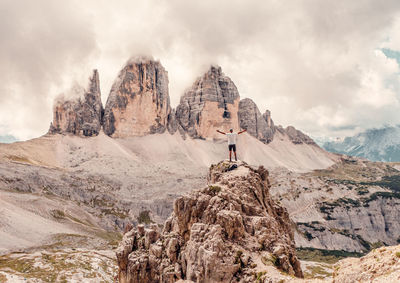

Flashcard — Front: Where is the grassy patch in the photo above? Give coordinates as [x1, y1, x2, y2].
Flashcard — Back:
[137, 210, 154, 224]
[5, 155, 33, 164]
[234, 250, 243, 264]
[320, 197, 361, 214]
[0, 254, 66, 282]
[50, 209, 66, 220]
[50, 210, 93, 226]
[35, 233, 88, 251]
[296, 247, 364, 264]
[304, 265, 332, 279]
[297, 222, 326, 232]
[361, 175, 400, 192]
[208, 185, 222, 194]
[94, 230, 122, 247]
[356, 187, 369, 195]
[255, 271, 266, 282]
[261, 254, 278, 266]
[101, 208, 128, 219]
[364, 191, 400, 203]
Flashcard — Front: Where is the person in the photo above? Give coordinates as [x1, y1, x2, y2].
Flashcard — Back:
[216, 128, 247, 162]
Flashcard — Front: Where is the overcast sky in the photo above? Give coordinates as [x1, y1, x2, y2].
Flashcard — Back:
[1, 0, 400, 141]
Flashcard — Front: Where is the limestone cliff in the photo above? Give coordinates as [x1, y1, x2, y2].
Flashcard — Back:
[116, 161, 303, 282]
[49, 70, 103, 136]
[276, 125, 316, 145]
[103, 57, 170, 137]
[238, 98, 275, 143]
[175, 66, 240, 139]
[270, 157, 400, 252]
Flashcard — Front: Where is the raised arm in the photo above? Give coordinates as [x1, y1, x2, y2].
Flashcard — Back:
[238, 129, 247, 135]
[216, 129, 226, 135]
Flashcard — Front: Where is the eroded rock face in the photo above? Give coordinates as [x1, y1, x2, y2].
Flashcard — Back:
[238, 98, 275, 143]
[49, 70, 103, 136]
[276, 126, 316, 145]
[175, 66, 240, 139]
[116, 161, 303, 283]
[103, 57, 170, 137]
[333, 245, 400, 282]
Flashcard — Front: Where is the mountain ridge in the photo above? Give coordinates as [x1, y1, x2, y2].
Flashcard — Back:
[323, 125, 400, 162]
[48, 56, 320, 148]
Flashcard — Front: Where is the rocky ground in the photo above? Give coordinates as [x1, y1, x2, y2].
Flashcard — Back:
[269, 156, 400, 253]
[0, 132, 335, 282]
[0, 147, 399, 281]
[116, 161, 303, 282]
[0, 249, 117, 282]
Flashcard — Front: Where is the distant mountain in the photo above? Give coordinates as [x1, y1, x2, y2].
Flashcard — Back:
[0, 135, 17, 143]
[323, 125, 400, 162]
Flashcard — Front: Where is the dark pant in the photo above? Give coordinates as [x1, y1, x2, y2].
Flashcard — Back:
[228, 144, 236, 152]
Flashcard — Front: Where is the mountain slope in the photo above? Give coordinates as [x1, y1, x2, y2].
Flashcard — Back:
[323, 125, 400, 162]
[0, 131, 336, 254]
[116, 161, 303, 282]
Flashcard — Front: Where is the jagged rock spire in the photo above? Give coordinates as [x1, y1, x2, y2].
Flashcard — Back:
[116, 161, 303, 282]
[49, 69, 103, 137]
[238, 98, 275, 143]
[102, 57, 171, 137]
[174, 65, 240, 139]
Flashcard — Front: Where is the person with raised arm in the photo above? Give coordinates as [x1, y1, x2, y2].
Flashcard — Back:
[216, 128, 247, 162]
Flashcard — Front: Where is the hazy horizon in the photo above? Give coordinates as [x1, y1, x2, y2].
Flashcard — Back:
[2, 0, 400, 142]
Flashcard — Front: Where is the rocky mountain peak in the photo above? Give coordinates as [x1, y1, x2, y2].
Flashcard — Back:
[48, 57, 320, 148]
[102, 57, 170, 137]
[174, 65, 240, 139]
[277, 125, 316, 145]
[116, 161, 303, 282]
[49, 69, 103, 137]
[238, 98, 275, 143]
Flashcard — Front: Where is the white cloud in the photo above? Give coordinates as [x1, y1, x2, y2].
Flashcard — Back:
[1, 0, 400, 140]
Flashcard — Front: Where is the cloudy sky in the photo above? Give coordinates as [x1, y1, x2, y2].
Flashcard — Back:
[1, 0, 400, 142]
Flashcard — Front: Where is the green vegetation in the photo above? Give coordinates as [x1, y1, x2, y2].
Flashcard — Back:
[296, 247, 364, 264]
[311, 158, 400, 184]
[234, 250, 243, 264]
[319, 197, 361, 214]
[255, 271, 266, 282]
[0, 253, 79, 282]
[304, 231, 314, 240]
[364, 191, 400, 203]
[0, 250, 117, 282]
[137, 210, 154, 224]
[303, 265, 332, 279]
[5, 155, 33, 164]
[208, 185, 222, 194]
[361, 175, 400, 192]
[356, 187, 369, 195]
[370, 241, 385, 249]
[101, 208, 128, 219]
[297, 222, 326, 232]
[261, 254, 278, 266]
[50, 209, 94, 227]
[51, 209, 66, 220]
[395, 252, 400, 258]
[94, 230, 122, 247]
